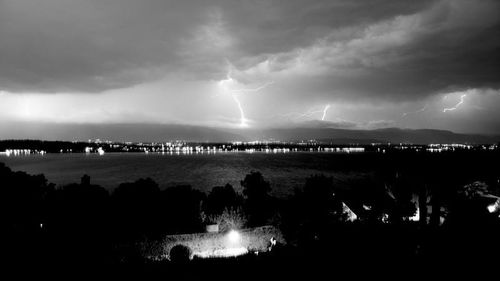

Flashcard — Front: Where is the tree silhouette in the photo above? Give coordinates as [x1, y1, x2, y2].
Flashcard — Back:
[1, 162, 54, 232]
[112, 178, 161, 238]
[161, 185, 206, 234]
[1, 162, 55, 263]
[170, 244, 192, 263]
[241, 171, 273, 226]
[45, 175, 111, 262]
[300, 175, 343, 229]
[203, 184, 243, 216]
[241, 171, 271, 199]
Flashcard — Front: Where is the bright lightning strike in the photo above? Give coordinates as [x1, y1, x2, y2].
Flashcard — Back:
[443, 94, 466, 112]
[232, 95, 248, 127]
[321, 104, 330, 121]
[217, 64, 273, 128]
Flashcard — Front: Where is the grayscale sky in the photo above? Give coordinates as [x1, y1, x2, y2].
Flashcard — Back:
[1, 0, 499, 137]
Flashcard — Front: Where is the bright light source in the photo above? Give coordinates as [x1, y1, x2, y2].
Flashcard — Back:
[409, 207, 420, 222]
[487, 200, 499, 213]
[487, 204, 496, 213]
[227, 230, 241, 244]
[487, 199, 500, 213]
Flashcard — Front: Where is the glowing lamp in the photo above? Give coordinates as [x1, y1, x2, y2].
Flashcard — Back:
[227, 230, 241, 244]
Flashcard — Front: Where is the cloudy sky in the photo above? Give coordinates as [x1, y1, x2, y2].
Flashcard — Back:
[1, 0, 499, 138]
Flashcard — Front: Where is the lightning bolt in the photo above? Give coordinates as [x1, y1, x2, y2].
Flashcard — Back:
[295, 109, 323, 119]
[443, 94, 466, 112]
[402, 104, 428, 118]
[321, 104, 330, 121]
[218, 62, 273, 127]
[278, 104, 331, 121]
[232, 95, 247, 127]
[230, 81, 274, 94]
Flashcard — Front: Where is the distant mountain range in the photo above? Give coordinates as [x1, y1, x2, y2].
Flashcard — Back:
[238, 127, 499, 144]
[0, 122, 498, 144]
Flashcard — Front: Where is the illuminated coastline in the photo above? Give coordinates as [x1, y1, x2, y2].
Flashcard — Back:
[1, 139, 497, 156]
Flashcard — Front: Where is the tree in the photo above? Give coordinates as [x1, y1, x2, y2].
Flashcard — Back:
[241, 171, 271, 200]
[0, 162, 54, 231]
[161, 185, 206, 234]
[112, 178, 162, 237]
[301, 174, 343, 225]
[202, 207, 247, 232]
[1, 162, 55, 262]
[45, 176, 111, 262]
[203, 184, 243, 216]
[241, 171, 273, 226]
[170, 244, 191, 263]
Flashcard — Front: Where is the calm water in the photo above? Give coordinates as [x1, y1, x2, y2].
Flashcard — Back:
[0, 152, 365, 196]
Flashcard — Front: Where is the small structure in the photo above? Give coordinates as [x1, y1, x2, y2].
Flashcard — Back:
[206, 224, 219, 233]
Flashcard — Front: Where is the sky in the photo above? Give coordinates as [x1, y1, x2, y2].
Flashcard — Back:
[1, 0, 500, 138]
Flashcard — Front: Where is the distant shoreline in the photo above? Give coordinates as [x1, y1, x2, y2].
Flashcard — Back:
[0, 139, 497, 156]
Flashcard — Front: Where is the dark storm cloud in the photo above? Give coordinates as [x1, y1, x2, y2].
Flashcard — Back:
[0, 0, 499, 106]
[249, 0, 500, 102]
[0, 0, 211, 92]
[217, 0, 437, 56]
[0, 0, 437, 93]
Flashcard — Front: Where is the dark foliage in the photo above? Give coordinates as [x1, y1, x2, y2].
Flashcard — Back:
[202, 184, 243, 216]
[280, 175, 343, 244]
[169, 245, 192, 264]
[161, 185, 206, 234]
[241, 171, 274, 226]
[44, 176, 111, 263]
[1, 147, 500, 276]
[112, 178, 162, 239]
[0, 162, 54, 230]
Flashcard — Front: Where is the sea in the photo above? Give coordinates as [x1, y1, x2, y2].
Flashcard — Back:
[0, 152, 368, 197]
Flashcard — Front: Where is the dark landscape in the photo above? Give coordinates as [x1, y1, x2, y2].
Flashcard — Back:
[2, 143, 500, 278]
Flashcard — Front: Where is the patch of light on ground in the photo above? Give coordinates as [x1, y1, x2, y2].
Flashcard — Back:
[195, 247, 249, 258]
